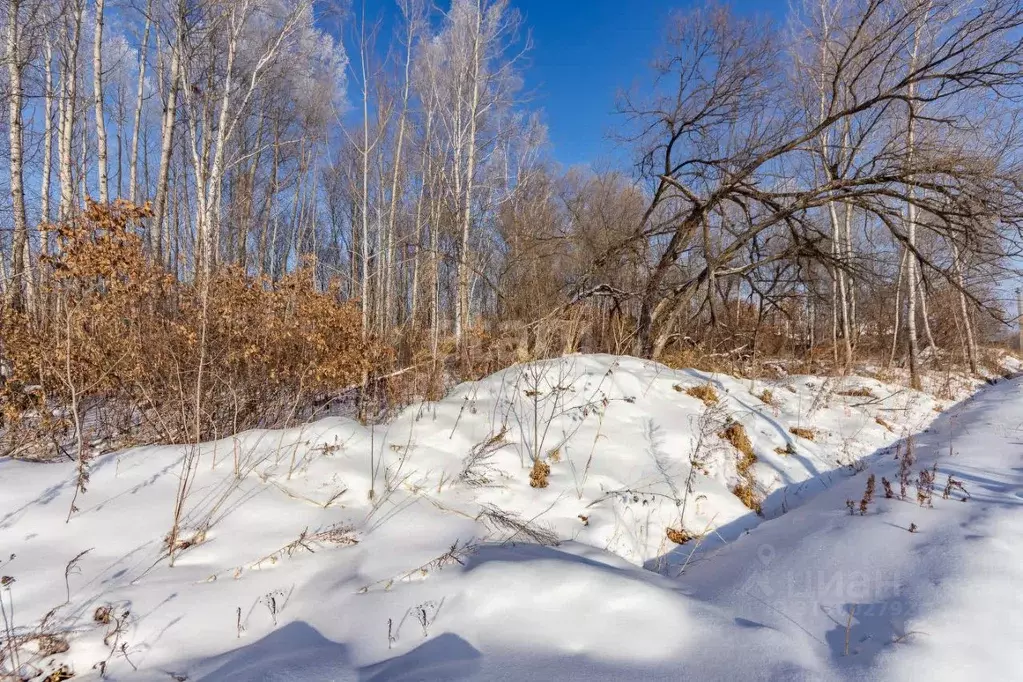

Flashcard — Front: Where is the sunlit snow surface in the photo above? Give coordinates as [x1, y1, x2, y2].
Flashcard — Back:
[1, 354, 1020, 680]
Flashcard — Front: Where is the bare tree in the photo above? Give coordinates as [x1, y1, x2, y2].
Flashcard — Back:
[601, 0, 1023, 360]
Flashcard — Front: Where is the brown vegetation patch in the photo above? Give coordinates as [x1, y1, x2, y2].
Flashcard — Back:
[1, 203, 378, 460]
[666, 527, 695, 545]
[685, 383, 719, 406]
[720, 421, 754, 461]
[789, 426, 816, 440]
[720, 420, 761, 513]
[529, 459, 551, 488]
[838, 387, 875, 398]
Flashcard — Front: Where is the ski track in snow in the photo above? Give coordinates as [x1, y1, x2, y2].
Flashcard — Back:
[0, 354, 1021, 681]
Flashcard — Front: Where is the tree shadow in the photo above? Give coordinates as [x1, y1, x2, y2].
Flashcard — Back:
[649, 380, 1008, 574]
[822, 600, 907, 665]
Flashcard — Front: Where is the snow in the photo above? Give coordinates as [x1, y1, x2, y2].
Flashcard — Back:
[1, 354, 1021, 680]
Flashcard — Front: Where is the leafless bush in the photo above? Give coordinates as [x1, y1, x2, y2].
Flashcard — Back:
[476, 504, 559, 546]
[459, 427, 508, 487]
[942, 475, 970, 501]
[916, 464, 938, 508]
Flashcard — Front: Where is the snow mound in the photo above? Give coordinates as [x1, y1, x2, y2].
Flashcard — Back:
[0, 354, 1011, 680]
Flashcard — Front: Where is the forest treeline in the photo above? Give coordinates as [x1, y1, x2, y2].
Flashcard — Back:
[3, 0, 1023, 458]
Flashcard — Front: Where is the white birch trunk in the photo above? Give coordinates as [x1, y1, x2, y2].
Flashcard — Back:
[152, 40, 180, 258]
[93, 0, 109, 203]
[41, 37, 54, 228]
[58, 1, 85, 221]
[128, 9, 151, 204]
[6, 0, 31, 310]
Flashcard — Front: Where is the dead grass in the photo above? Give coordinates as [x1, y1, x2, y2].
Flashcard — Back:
[875, 416, 894, 432]
[757, 389, 777, 406]
[720, 420, 761, 514]
[666, 527, 696, 545]
[660, 347, 738, 376]
[838, 387, 875, 398]
[685, 384, 720, 406]
[859, 474, 876, 515]
[529, 459, 551, 489]
[720, 421, 754, 460]
[789, 426, 816, 440]
[731, 483, 762, 515]
[250, 523, 359, 570]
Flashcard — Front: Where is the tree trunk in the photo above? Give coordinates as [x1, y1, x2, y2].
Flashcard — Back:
[128, 9, 151, 204]
[57, 0, 83, 222]
[904, 3, 930, 391]
[410, 106, 434, 330]
[41, 37, 54, 229]
[952, 243, 979, 374]
[6, 0, 31, 311]
[919, 275, 938, 353]
[152, 41, 180, 260]
[93, 0, 109, 203]
[456, 0, 484, 348]
[888, 248, 908, 370]
[357, 17, 373, 338]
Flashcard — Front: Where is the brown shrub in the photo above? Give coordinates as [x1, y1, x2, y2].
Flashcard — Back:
[1, 202, 378, 458]
[529, 459, 550, 488]
[685, 383, 719, 406]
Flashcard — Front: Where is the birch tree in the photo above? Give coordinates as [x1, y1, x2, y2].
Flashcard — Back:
[93, 0, 109, 203]
[5, 0, 31, 310]
[58, 0, 85, 222]
[128, 4, 152, 204]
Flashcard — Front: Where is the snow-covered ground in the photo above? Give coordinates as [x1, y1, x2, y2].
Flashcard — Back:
[1, 354, 1021, 680]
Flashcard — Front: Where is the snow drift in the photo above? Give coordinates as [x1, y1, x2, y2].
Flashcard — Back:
[1, 354, 1020, 680]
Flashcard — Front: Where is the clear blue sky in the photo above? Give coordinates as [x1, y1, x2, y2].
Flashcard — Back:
[355, 1, 782, 169]
[511, 0, 779, 168]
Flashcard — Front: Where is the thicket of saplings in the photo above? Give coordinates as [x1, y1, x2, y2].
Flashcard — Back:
[0, 202, 1010, 463]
